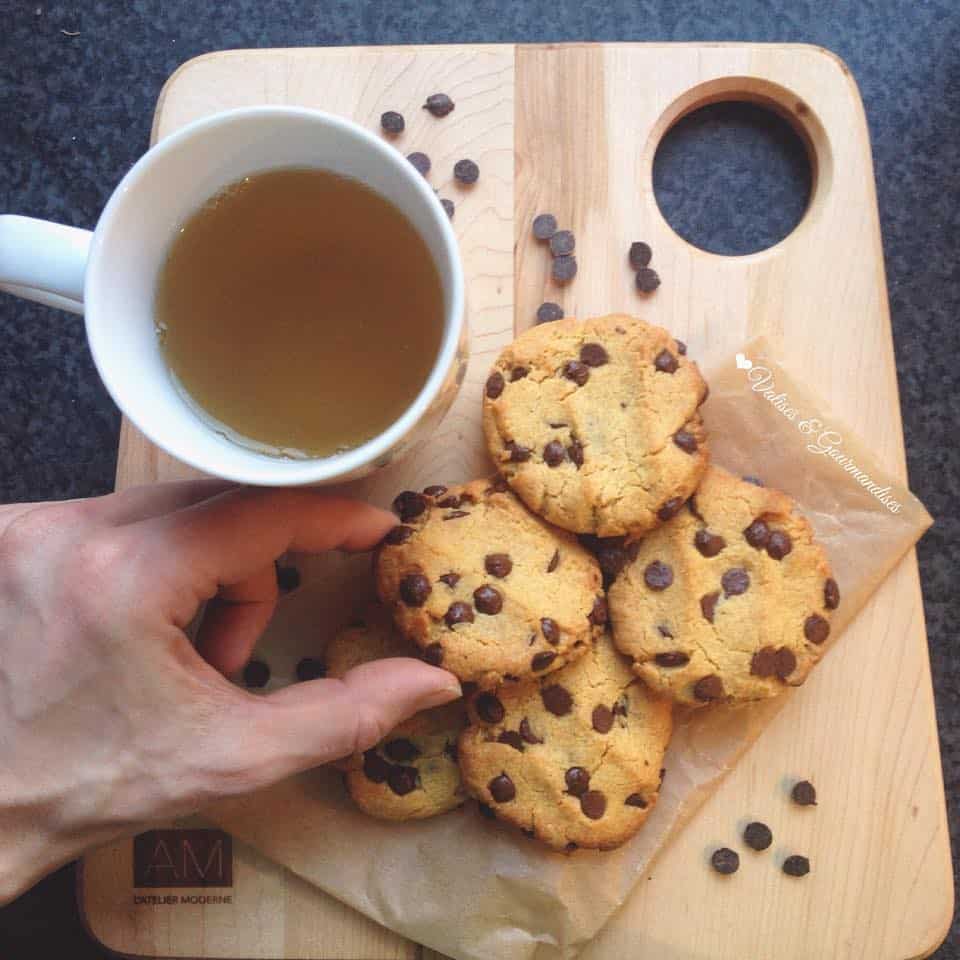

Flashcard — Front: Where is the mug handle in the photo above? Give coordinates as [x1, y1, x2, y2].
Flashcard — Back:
[0, 215, 91, 315]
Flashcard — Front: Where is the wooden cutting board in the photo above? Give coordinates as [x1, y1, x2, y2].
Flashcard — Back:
[79, 43, 953, 960]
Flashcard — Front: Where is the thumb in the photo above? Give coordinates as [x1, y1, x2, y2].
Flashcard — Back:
[224, 659, 461, 789]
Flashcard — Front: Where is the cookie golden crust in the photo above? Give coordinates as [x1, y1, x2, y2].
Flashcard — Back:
[458, 632, 673, 851]
[482, 314, 708, 537]
[376, 478, 604, 689]
[608, 466, 839, 707]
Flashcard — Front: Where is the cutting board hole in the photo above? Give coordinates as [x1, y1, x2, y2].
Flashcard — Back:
[653, 101, 812, 256]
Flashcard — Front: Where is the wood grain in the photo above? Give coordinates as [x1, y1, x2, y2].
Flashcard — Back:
[80, 43, 952, 960]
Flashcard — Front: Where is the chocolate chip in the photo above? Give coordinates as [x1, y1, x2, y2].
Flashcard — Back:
[487, 474, 509, 493]
[478, 801, 496, 819]
[565, 767, 590, 796]
[743, 821, 773, 851]
[276, 564, 301, 592]
[578, 343, 608, 369]
[721, 568, 750, 597]
[393, 490, 428, 521]
[592, 537, 627, 582]
[506, 440, 532, 462]
[655, 651, 689, 667]
[628, 241, 652, 269]
[660, 767, 667, 784]
[673, 430, 698, 454]
[489, 773, 515, 803]
[658, 497, 685, 521]
[532, 651, 557, 671]
[510, 366, 529, 382]
[485, 371, 505, 399]
[537, 301, 564, 323]
[700, 591, 719, 623]
[783, 855, 810, 877]
[443, 740, 458, 761]
[532, 213, 557, 240]
[497, 731, 525, 752]
[580, 790, 606, 819]
[484, 553, 513, 579]
[791, 780, 817, 806]
[588, 595, 608, 626]
[694, 529, 727, 557]
[423, 484, 448, 498]
[295, 657, 326, 682]
[445, 601, 475, 627]
[362, 749, 390, 784]
[380, 110, 404, 134]
[423, 642, 444, 666]
[625, 793, 648, 808]
[592, 704, 614, 733]
[543, 440, 566, 466]
[382, 525, 413, 549]
[561, 440, 582, 470]
[476, 692, 505, 724]
[804, 614, 830, 645]
[515, 719, 541, 747]
[399, 573, 431, 606]
[742, 475, 764, 487]
[547, 549, 560, 573]
[654, 348, 677, 373]
[774, 646, 797, 679]
[385, 738, 420, 763]
[750, 647, 777, 677]
[542, 684, 573, 716]
[552, 255, 578, 283]
[688, 496, 703, 520]
[549, 230, 575, 257]
[423, 93, 455, 117]
[743, 519, 770, 548]
[407, 151, 431, 177]
[613, 697, 629, 717]
[462, 681, 479, 696]
[824, 578, 840, 610]
[473, 585, 503, 615]
[636, 267, 661, 293]
[564, 841, 578, 852]
[453, 159, 479, 184]
[694, 674, 724, 701]
[562, 359, 589, 386]
[644, 561, 673, 591]
[440, 197, 454, 219]
[540, 617, 560, 644]
[767, 530, 793, 560]
[243, 659, 270, 688]
[438, 572, 460, 588]
[711, 847, 740, 875]
[676, 340, 687, 355]
[388, 765, 419, 796]
[657, 624, 674, 638]
[443, 510, 470, 520]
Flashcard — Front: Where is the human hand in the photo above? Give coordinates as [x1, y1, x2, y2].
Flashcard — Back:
[0, 481, 460, 903]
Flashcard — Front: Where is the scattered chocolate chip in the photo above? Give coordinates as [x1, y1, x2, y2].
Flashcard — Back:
[478, 801, 496, 819]
[549, 230, 576, 257]
[476, 693, 506, 725]
[750, 647, 777, 677]
[782, 854, 810, 877]
[438, 572, 460, 588]
[655, 651, 690, 667]
[613, 697, 629, 718]
[694, 674, 724, 701]
[676, 340, 688, 355]
[537, 301, 564, 323]
[423, 92, 455, 117]
[774, 646, 797, 679]
[444, 601, 475, 627]
[380, 110, 404, 134]
[295, 657, 325, 681]
[510, 365, 529, 382]
[497, 730, 525, 752]
[673, 430, 698, 454]
[440, 197, 455, 219]
[543, 440, 566, 466]
[393, 490, 428, 521]
[423, 484, 447, 498]
[565, 767, 590, 796]
[506, 440, 532, 462]
[743, 518, 770, 548]
[700, 591, 720, 623]
[804, 614, 830, 645]
[578, 343, 608, 369]
[654, 348, 677, 373]
[385, 738, 420, 763]
[564, 439, 584, 469]
[711, 847, 740, 875]
[540, 617, 560, 644]
[243, 659, 270, 688]
[722, 568, 750, 597]
[443, 510, 470, 520]
[658, 497, 685, 521]
[791, 780, 817, 806]
[406, 151, 431, 177]
[588, 595, 608, 626]
[580, 790, 607, 819]
[473, 585, 503, 615]
[552, 255, 578, 283]
[743, 821, 773, 851]
[590, 537, 626, 583]
[547, 549, 560, 573]
[688, 496, 703, 520]
[636, 267, 661, 293]
[388, 765, 419, 796]
[275, 564, 301, 592]
[519, 717, 542, 744]
[383, 525, 414, 547]
[542, 684, 573, 716]
[422, 643, 444, 666]
[564, 841, 578, 852]
[453, 158, 479, 184]
[532, 651, 557, 672]
[362, 749, 390, 784]
[487, 474, 509, 493]
[485, 371, 505, 399]
[592, 704, 614, 733]
[443, 740, 458, 761]
[767, 530, 793, 560]
[437, 494, 461, 509]
[399, 573, 431, 606]
[694, 529, 727, 557]
[562, 359, 590, 386]
[532, 213, 558, 240]
[625, 793, 648, 808]
[628, 241, 652, 269]
[824, 578, 840, 610]
[489, 773, 516, 803]
[657, 624, 674, 638]
[481, 553, 511, 579]
[644, 561, 674, 591]
[742, 475, 764, 487]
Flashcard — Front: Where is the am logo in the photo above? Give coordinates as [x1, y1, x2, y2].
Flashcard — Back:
[133, 829, 233, 888]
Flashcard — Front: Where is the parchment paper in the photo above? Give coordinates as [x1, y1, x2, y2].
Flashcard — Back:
[201, 337, 931, 960]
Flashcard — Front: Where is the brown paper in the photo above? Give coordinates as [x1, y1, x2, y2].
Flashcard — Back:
[201, 336, 931, 960]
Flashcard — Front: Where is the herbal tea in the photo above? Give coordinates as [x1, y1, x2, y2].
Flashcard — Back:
[155, 167, 445, 457]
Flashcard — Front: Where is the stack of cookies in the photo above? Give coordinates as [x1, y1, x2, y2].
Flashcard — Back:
[339, 314, 839, 852]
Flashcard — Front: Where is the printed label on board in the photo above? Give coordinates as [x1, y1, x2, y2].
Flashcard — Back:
[133, 829, 233, 888]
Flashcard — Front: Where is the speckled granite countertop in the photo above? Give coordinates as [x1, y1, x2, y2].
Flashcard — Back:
[1, 1, 956, 956]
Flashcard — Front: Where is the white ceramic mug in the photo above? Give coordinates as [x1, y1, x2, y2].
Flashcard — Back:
[0, 106, 467, 485]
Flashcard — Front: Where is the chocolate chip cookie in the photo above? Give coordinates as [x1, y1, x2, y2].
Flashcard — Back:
[327, 616, 467, 821]
[482, 314, 708, 537]
[608, 466, 839, 707]
[377, 479, 604, 689]
[458, 630, 673, 850]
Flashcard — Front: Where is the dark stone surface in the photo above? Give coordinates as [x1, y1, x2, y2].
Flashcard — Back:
[1, 1, 956, 956]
